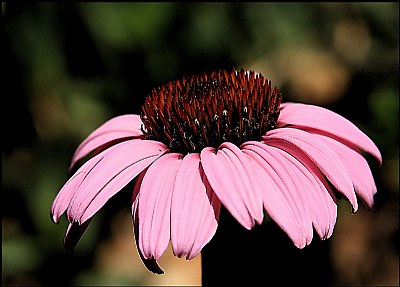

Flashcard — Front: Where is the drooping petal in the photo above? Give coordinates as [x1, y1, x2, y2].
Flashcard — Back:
[171, 153, 220, 260]
[264, 127, 359, 212]
[200, 165, 222, 223]
[63, 219, 93, 251]
[241, 141, 313, 248]
[242, 149, 305, 247]
[314, 133, 378, 209]
[131, 169, 147, 206]
[137, 153, 182, 260]
[51, 152, 104, 224]
[67, 140, 168, 224]
[132, 199, 164, 274]
[200, 143, 263, 230]
[277, 103, 382, 165]
[190, 167, 222, 259]
[69, 114, 144, 173]
[220, 143, 264, 224]
[268, 145, 337, 240]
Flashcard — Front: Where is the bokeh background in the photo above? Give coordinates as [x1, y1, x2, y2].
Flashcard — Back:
[2, 2, 398, 286]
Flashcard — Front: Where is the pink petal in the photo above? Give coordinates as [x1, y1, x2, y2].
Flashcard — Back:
[264, 127, 359, 212]
[224, 143, 264, 225]
[242, 149, 306, 247]
[277, 103, 382, 165]
[50, 152, 104, 224]
[314, 134, 378, 209]
[200, 143, 263, 230]
[190, 167, 221, 259]
[132, 199, 164, 274]
[137, 153, 183, 260]
[200, 165, 222, 222]
[69, 114, 144, 173]
[170, 153, 220, 260]
[67, 140, 168, 224]
[241, 141, 313, 248]
[132, 169, 147, 206]
[268, 145, 337, 240]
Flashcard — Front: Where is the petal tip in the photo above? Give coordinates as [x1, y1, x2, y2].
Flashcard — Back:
[50, 210, 59, 224]
[51, 215, 59, 225]
[141, 256, 165, 275]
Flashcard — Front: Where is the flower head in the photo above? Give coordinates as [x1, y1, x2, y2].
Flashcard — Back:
[51, 69, 382, 274]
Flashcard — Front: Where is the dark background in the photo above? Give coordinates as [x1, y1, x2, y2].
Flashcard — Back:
[2, 3, 398, 286]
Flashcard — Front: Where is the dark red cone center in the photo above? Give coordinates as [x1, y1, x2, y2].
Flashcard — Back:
[141, 69, 282, 154]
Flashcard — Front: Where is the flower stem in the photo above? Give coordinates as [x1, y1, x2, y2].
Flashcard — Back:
[201, 207, 333, 286]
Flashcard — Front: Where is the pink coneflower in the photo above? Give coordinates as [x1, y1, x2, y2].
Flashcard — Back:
[50, 69, 381, 274]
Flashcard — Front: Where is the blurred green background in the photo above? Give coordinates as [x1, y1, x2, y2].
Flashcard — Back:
[2, 3, 398, 286]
